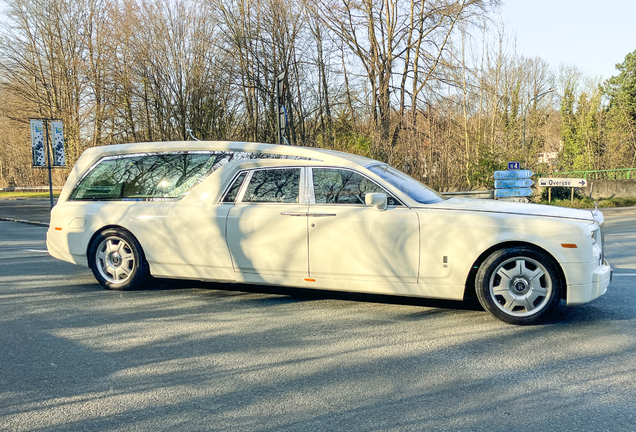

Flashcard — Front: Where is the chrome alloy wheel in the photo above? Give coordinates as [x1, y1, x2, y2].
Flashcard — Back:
[488, 256, 553, 317]
[95, 236, 136, 285]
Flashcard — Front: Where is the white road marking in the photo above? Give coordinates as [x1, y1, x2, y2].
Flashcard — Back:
[24, 249, 49, 253]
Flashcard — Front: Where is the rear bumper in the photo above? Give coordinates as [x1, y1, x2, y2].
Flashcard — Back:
[46, 227, 88, 267]
[566, 260, 612, 305]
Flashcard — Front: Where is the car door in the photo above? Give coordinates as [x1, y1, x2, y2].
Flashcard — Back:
[226, 167, 308, 282]
[307, 168, 420, 284]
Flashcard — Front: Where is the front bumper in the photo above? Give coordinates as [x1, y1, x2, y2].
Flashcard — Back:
[566, 260, 612, 305]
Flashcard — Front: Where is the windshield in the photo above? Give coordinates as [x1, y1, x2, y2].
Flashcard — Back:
[366, 164, 445, 204]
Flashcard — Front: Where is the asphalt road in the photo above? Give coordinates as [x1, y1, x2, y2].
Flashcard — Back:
[0, 211, 635, 431]
[0, 199, 55, 226]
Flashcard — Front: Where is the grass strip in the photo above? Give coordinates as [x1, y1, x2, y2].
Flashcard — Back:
[0, 191, 61, 199]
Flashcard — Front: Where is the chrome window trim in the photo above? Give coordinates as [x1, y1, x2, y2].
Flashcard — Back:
[235, 170, 254, 203]
[305, 167, 315, 205]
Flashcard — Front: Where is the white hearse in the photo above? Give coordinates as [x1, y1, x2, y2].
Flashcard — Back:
[47, 141, 612, 324]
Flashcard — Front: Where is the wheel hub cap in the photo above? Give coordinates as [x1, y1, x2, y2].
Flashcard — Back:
[110, 252, 122, 267]
[95, 236, 136, 285]
[488, 256, 553, 318]
[512, 278, 529, 295]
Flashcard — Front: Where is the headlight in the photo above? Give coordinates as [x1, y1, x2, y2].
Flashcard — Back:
[591, 228, 599, 245]
[589, 225, 604, 266]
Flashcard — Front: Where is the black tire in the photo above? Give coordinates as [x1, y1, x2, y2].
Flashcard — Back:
[475, 247, 562, 325]
[88, 228, 148, 290]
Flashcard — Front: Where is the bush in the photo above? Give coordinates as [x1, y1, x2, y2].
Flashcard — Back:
[468, 147, 507, 189]
[540, 186, 582, 201]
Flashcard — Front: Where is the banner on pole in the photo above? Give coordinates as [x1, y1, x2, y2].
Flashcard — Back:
[30, 120, 46, 166]
[50, 121, 65, 166]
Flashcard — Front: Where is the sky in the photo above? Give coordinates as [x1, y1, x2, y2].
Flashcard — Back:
[500, 0, 636, 80]
[0, 0, 632, 82]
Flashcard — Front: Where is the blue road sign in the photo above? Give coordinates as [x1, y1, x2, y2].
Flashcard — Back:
[508, 161, 520, 170]
[495, 188, 533, 198]
[494, 170, 534, 180]
[495, 179, 535, 189]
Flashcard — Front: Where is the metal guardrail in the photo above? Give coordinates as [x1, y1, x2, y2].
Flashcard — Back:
[536, 168, 636, 181]
[441, 190, 494, 199]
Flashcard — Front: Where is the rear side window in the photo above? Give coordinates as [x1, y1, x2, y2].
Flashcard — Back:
[242, 169, 300, 203]
[70, 152, 226, 200]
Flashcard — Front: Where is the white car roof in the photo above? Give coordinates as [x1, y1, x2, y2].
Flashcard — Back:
[76, 140, 378, 168]
[60, 141, 384, 202]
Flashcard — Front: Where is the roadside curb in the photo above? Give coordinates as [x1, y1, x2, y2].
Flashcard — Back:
[0, 217, 49, 227]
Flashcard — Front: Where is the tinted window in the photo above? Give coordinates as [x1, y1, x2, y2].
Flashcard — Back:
[242, 169, 300, 203]
[70, 150, 322, 202]
[312, 168, 400, 205]
[366, 164, 444, 204]
[70, 152, 227, 200]
[222, 172, 247, 203]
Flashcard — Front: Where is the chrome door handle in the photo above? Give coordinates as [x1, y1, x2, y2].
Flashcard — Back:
[280, 212, 307, 217]
[307, 213, 337, 217]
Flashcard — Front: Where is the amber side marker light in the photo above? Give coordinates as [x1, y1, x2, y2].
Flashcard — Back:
[54, 227, 62, 231]
[561, 243, 577, 248]
[304, 278, 316, 282]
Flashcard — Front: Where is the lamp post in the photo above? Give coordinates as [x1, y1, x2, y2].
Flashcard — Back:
[522, 87, 555, 150]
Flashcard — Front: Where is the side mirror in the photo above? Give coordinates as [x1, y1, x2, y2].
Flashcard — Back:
[365, 193, 387, 211]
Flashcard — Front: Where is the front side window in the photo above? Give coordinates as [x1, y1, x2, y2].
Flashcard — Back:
[366, 163, 444, 204]
[312, 168, 401, 205]
[242, 169, 300, 203]
[70, 152, 228, 200]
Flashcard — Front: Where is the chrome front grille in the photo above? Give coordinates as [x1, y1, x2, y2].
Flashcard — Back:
[600, 225, 606, 265]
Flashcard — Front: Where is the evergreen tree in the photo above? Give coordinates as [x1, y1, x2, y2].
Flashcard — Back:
[560, 80, 580, 170]
[603, 49, 636, 168]
[605, 50, 636, 122]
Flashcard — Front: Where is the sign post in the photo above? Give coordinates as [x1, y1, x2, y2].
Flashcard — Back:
[30, 118, 65, 209]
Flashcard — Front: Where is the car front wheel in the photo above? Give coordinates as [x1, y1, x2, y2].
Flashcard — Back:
[476, 247, 562, 325]
[89, 228, 148, 290]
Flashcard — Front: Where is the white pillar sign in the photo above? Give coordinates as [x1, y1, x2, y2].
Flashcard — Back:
[30, 119, 46, 166]
[50, 121, 66, 166]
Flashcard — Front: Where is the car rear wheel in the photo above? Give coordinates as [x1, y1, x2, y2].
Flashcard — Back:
[89, 228, 148, 290]
[476, 247, 562, 325]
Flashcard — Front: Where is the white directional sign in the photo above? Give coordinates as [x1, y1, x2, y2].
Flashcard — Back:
[539, 178, 587, 187]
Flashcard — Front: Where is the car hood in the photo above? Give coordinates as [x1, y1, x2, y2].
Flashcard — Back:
[420, 198, 597, 222]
